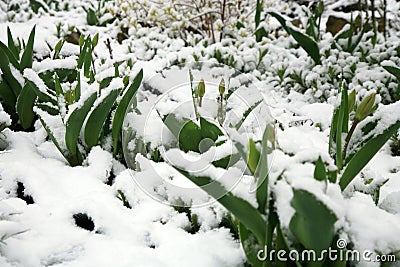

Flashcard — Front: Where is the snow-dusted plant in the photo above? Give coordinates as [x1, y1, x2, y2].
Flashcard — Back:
[107, 0, 258, 43]
[0, 103, 11, 134]
[83, 0, 115, 27]
[10, 33, 145, 166]
[128, 68, 400, 265]
[329, 82, 400, 190]
[0, 26, 36, 130]
[34, 66, 143, 166]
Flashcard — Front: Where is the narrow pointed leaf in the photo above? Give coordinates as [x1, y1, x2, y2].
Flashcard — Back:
[20, 25, 36, 71]
[84, 88, 120, 148]
[112, 69, 142, 155]
[0, 41, 19, 68]
[16, 82, 37, 129]
[289, 189, 337, 266]
[0, 47, 22, 96]
[247, 139, 260, 175]
[238, 223, 263, 267]
[37, 116, 67, 162]
[340, 121, 400, 190]
[314, 157, 327, 181]
[0, 80, 17, 111]
[7, 27, 19, 59]
[65, 92, 97, 157]
[174, 168, 266, 246]
[269, 12, 321, 64]
[383, 65, 400, 80]
[256, 125, 270, 213]
[235, 99, 262, 130]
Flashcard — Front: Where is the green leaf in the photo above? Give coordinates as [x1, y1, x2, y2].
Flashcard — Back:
[99, 76, 113, 90]
[25, 79, 56, 106]
[29, 0, 48, 13]
[289, 189, 337, 266]
[340, 121, 400, 190]
[247, 138, 260, 175]
[16, 82, 37, 129]
[84, 88, 120, 148]
[7, 27, 19, 59]
[200, 117, 223, 141]
[238, 222, 263, 267]
[255, 27, 268, 42]
[75, 72, 81, 101]
[53, 39, 64, 60]
[164, 116, 226, 159]
[65, 92, 97, 161]
[255, 0, 262, 28]
[112, 69, 143, 156]
[77, 37, 90, 69]
[212, 153, 240, 168]
[383, 65, 400, 80]
[348, 90, 356, 113]
[314, 157, 327, 181]
[79, 34, 85, 47]
[236, 21, 244, 29]
[86, 8, 99, 26]
[37, 116, 68, 161]
[0, 46, 22, 97]
[0, 41, 19, 68]
[328, 109, 338, 158]
[188, 69, 199, 120]
[268, 12, 321, 65]
[256, 125, 270, 213]
[174, 168, 266, 246]
[349, 19, 368, 54]
[54, 73, 62, 96]
[0, 80, 17, 112]
[36, 102, 58, 116]
[341, 83, 349, 133]
[178, 119, 202, 152]
[336, 87, 346, 170]
[235, 99, 263, 130]
[92, 33, 99, 48]
[84, 41, 92, 78]
[20, 25, 36, 71]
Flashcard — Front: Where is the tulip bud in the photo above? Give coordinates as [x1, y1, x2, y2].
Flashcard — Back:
[198, 79, 205, 107]
[355, 92, 376, 122]
[219, 78, 225, 95]
[79, 34, 85, 47]
[198, 79, 205, 97]
[348, 90, 356, 113]
[92, 33, 99, 48]
[247, 138, 260, 175]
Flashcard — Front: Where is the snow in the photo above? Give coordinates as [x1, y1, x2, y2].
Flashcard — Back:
[32, 56, 77, 73]
[0, 133, 244, 266]
[2, 0, 400, 266]
[0, 103, 11, 127]
[23, 68, 50, 95]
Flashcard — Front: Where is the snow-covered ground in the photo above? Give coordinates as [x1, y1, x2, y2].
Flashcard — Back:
[1, 0, 400, 266]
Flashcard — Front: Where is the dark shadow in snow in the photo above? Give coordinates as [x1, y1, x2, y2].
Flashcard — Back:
[16, 182, 34, 205]
[73, 213, 95, 231]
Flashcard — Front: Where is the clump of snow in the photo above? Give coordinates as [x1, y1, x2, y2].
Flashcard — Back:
[23, 68, 51, 95]
[32, 56, 77, 73]
[0, 103, 11, 127]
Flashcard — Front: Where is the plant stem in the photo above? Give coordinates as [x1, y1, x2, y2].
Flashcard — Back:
[383, 0, 387, 40]
[219, 94, 224, 124]
[219, 0, 226, 41]
[343, 119, 359, 160]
